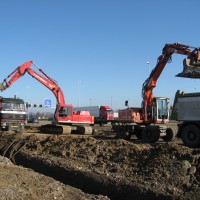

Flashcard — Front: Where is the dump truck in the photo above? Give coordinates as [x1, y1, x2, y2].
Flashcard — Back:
[172, 90, 200, 147]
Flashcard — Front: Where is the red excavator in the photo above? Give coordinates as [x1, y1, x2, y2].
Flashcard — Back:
[0, 61, 94, 134]
[113, 43, 200, 143]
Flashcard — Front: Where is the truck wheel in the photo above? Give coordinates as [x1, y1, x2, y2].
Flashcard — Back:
[116, 127, 131, 140]
[181, 124, 200, 147]
[162, 127, 177, 142]
[142, 126, 160, 143]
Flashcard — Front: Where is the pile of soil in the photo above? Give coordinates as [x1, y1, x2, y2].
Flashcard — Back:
[0, 126, 200, 199]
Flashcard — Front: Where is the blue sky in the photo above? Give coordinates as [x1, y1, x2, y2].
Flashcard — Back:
[0, 0, 200, 111]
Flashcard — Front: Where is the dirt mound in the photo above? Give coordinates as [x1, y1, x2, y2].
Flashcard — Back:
[0, 132, 200, 199]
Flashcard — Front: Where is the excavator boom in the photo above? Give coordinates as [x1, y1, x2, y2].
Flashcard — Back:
[1, 61, 66, 105]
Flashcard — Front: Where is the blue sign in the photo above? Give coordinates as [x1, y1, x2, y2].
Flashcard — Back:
[44, 99, 51, 108]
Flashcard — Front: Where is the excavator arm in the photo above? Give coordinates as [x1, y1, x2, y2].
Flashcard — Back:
[142, 43, 200, 122]
[0, 61, 66, 105]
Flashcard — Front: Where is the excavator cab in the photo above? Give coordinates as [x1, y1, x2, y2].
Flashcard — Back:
[176, 58, 200, 78]
[152, 97, 170, 124]
[58, 106, 73, 118]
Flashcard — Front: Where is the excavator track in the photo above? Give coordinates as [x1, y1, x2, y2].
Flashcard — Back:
[40, 124, 63, 134]
[39, 124, 93, 135]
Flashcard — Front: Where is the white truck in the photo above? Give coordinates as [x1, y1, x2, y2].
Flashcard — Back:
[172, 90, 200, 147]
[0, 96, 27, 132]
[74, 105, 114, 125]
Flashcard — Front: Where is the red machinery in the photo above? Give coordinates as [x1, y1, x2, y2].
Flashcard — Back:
[113, 43, 200, 142]
[74, 105, 114, 125]
[0, 61, 94, 134]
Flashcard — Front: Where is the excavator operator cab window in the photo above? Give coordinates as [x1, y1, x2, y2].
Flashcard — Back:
[156, 98, 169, 120]
[59, 107, 72, 118]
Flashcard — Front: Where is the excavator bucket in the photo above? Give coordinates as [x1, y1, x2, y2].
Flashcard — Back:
[176, 58, 200, 78]
[0, 84, 5, 91]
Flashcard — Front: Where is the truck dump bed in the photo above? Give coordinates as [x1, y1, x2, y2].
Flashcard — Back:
[173, 90, 200, 121]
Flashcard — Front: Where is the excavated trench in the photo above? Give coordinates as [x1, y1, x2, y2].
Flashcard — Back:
[1, 129, 191, 200]
[1, 150, 172, 200]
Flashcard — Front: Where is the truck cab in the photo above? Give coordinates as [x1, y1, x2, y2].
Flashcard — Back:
[0, 97, 27, 132]
[100, 106, 114, 121]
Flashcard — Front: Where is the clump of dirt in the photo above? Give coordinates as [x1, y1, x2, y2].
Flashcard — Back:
[0, 132, 200, 199]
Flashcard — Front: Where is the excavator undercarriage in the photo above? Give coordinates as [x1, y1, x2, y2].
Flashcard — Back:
[39, 124, 94, 135]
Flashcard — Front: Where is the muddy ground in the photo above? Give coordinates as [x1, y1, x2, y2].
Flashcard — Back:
[0, 123, 200, 200]
[0, 156, 108, 200]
